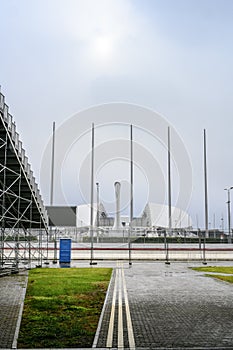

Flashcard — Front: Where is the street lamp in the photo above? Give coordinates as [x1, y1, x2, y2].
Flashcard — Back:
[221, 216, 224, 233]
[224, 187, 233, 243]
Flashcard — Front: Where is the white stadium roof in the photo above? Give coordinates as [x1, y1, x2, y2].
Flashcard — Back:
[142, 203, 192, 229]
[75, 202, 192, 229]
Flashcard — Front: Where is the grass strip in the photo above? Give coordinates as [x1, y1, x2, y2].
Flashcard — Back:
[192, 266, 233, 284]
[18, 267, 112, 349]
[205, 274, 233, 284]
[192, 266, 233, 274]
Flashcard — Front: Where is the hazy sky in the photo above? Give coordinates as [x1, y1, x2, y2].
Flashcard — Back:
[1, 0, 233, 229]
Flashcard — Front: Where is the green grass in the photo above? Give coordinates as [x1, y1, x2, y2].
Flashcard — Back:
[18, 267, 112, 349]
[192, 266, 233, 274]
[192, 266, 233, 284]
[205, 274, 233, 284]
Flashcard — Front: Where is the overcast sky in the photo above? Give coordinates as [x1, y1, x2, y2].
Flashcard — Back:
[1, 0, 233, 229]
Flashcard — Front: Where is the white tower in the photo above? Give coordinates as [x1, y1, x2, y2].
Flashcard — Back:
[113, 181, 123, 230]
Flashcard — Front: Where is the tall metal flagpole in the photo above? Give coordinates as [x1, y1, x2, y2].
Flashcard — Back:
[50, 121, 56, 206]
[50, 122, 57, 263]
[96, 182, 100, 243]
[129, 124, 133, 266]
[227, 190, 231, 243]
[168, 126, 172, 234]
[165, 126, 171, 264]
[90, 123, 96, 265]
[203, 129, 208, 264]
[224, 187, 233, 243]
[213, 213, 216, 239]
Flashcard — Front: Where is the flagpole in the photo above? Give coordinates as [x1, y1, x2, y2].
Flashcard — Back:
[129, 124, 133, 266]
[90, 123, 95, 265]
[203, 129, 208, 264]
[50, 122, 57, 264]
[165, 126, 171, 264]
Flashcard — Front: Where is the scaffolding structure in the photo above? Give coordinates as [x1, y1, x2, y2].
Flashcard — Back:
[0, 91, 49, 271]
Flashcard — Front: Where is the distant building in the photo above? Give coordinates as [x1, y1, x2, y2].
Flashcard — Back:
[46, 206, 76, 227]
[47, 202, 192, 234]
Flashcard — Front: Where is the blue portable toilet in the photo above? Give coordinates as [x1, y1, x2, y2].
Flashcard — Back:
[59, 239, 71, 267]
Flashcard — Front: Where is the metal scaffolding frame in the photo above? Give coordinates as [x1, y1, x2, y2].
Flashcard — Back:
[0, 91, 49, 271]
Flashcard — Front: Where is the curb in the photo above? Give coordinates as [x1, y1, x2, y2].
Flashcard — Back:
[92, 268, 115, 348]
[12, 271, 29, 349]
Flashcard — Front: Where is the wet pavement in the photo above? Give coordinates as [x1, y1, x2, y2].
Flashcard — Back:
[95, 261, 233, 349]
[1, 261, 233, 349]
[0, 270, 27, 349]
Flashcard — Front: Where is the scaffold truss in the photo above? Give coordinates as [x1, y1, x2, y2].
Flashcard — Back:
[0, 91, 49, 271]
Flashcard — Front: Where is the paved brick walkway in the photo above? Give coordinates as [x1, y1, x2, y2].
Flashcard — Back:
[96, 262, 233, 349]
[1, 263, 233, 349]
[0, 271, 27, 349]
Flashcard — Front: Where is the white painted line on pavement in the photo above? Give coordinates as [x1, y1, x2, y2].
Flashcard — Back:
[118, 266, 124, 348]
[92, 269, 115, 347]
[122, 267, 136, 350]
[106, 266, 118, 348]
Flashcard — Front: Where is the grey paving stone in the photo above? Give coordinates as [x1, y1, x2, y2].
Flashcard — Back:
[96, 262, 233, 349]
[0, 271, 27, 349]
[124, 262, 233, 348]
[2, 262, 233, 349]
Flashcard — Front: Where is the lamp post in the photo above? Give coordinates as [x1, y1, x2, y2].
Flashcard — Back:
[221, 216, 224, 235]
[213, 213, 216, 239]
[224, 187, 233, 243]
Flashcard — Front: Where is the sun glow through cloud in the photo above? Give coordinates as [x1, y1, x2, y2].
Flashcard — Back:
[1, 0, 233, 228]
[93, 35, 114, 60]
